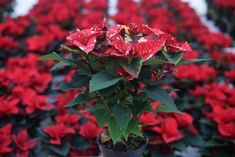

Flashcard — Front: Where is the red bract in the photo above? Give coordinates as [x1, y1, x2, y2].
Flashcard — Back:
[134, 38, 165, 61]
[182, 50, 199, 59]
[0, 17, 30, 35]
[159, 33, 192, 53]
[218, 123, 235, 139]
[0, 136, 12, 155]
[79, 121, 103, 140]
[0, 124, 13, 155]
[206, 106, 235, 124]
[67, 20, 106, 53]
[153, 117, 184, 143]
[12, 130, 37, 157]
[225, 70, 235, 81]
[0, 36, 18, 50]
[25, 34, 54, 52]
[55, 114, 80, 129]
[23, 95, 54, 114]
[174, 64, 217, 82]
[44, 124, 75, 145]
[0, 97, 19, 116]
[139, 112, 160, 126]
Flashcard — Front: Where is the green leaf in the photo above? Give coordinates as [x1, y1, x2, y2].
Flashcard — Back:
[50, 142, 70, 156]
[108, 117, 123, 144]
[38, 51, 77, 67]
[60, 44, 81, 54]
[177, 58, 212, 65]
[132, 99, 156, 116]
[56, 73, 90, 92]
[156, 104, 182, 113]
[146, 86, 180, 113]
[38, 51, 64, 61]
[184, 134, 207, 147]
[112, 103, 131, 129]
[65, 92, 89, 107]
[171, 141, 187, 152]
[143, 58, 164, 65]
[51, 61, 71, 71]
[90, 104, 111, 127]
[70, 135, 90, 150]
[121, 57, 143, 78]
[162, 51, 183, 65]
[89, 70, 122, 93]
[124, 118, 143, 140]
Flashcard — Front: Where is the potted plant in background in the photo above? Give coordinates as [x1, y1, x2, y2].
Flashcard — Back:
[39, 20, 207, 157]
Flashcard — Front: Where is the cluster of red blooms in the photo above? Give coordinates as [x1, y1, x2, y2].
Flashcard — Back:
[0, 0, 108, 156]
[167, 0, 232, 52]
[0, 54, 53, 115]
[192, 83, 235, 139]
[0, 124, 37, 157]
[165, 0, 235, 144]
[140, 101, 198, 144]
[215, 0, 235, 9]
[0, 0, 234, 156]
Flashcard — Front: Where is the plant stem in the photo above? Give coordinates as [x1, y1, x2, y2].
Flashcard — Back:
[96, 91, 110, 109]
[86, 54, 95, 73]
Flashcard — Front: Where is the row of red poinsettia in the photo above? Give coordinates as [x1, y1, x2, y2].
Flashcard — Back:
[0, 0, 234, 157]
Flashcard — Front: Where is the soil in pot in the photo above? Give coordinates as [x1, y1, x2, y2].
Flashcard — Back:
[99, 134, 147, 152]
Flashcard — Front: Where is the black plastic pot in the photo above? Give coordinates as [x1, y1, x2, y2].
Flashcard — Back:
[97, 134, 148, 157]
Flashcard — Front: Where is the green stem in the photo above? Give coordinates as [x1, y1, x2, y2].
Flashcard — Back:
[95, 91, 109, 109]
[86, 54, 95, 73]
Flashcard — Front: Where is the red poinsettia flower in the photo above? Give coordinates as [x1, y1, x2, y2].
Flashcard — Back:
[0, 124, 12, 155]
[67, 20, 106, 54]
[159, 33, 192, 53]
[152, 117, 184, 143]
[105, 24, 166, 61]
[0, 136, 12, 155]
[12, 130, 37, 157]
[139, 112, 160, 126]
[0, 96, 19, 116]
[174, 113, 193, 127]
[218, 123, 235, 139]
[0, 123, 12, 135]
[55, 114, 80, 129]
[44, 124, 75, 145]
[79, 121, 103, 140]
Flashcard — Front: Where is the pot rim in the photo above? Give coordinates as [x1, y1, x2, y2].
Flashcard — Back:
[97, 132, 148, 154]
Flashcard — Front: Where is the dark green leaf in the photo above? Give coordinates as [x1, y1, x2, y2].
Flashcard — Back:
[65, 92, 89, 107]
[171, 141, 187, 151]
[146, 86, 180, 113]
[90, 104, 111, 127]
[38, 51, 77, 67]
[132, 99, 156, 116]
[177, 58, 212, 65]
[184, 134, 206, 147]
[143, 58, 164, 65]
[51, 61, 71, 71]
[162, 51, 183, 65]
[70, 135, 90, 150]
[89, 70, 121, 93]
[124, 118, 143, 140]
[38, 51, 64, 61]
[95, 109, 111, 127]
[112, 103, 131, 129]
[108, 117, 123, 144]
[121, 57, 143, 78]
[156, 104, 182, 113]
[56, 73, 90, 91]
[60, 44, 81, 54]
[50, 142, 70, 156]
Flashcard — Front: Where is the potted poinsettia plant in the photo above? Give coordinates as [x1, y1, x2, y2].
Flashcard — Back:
[39, 20, 205, 157]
